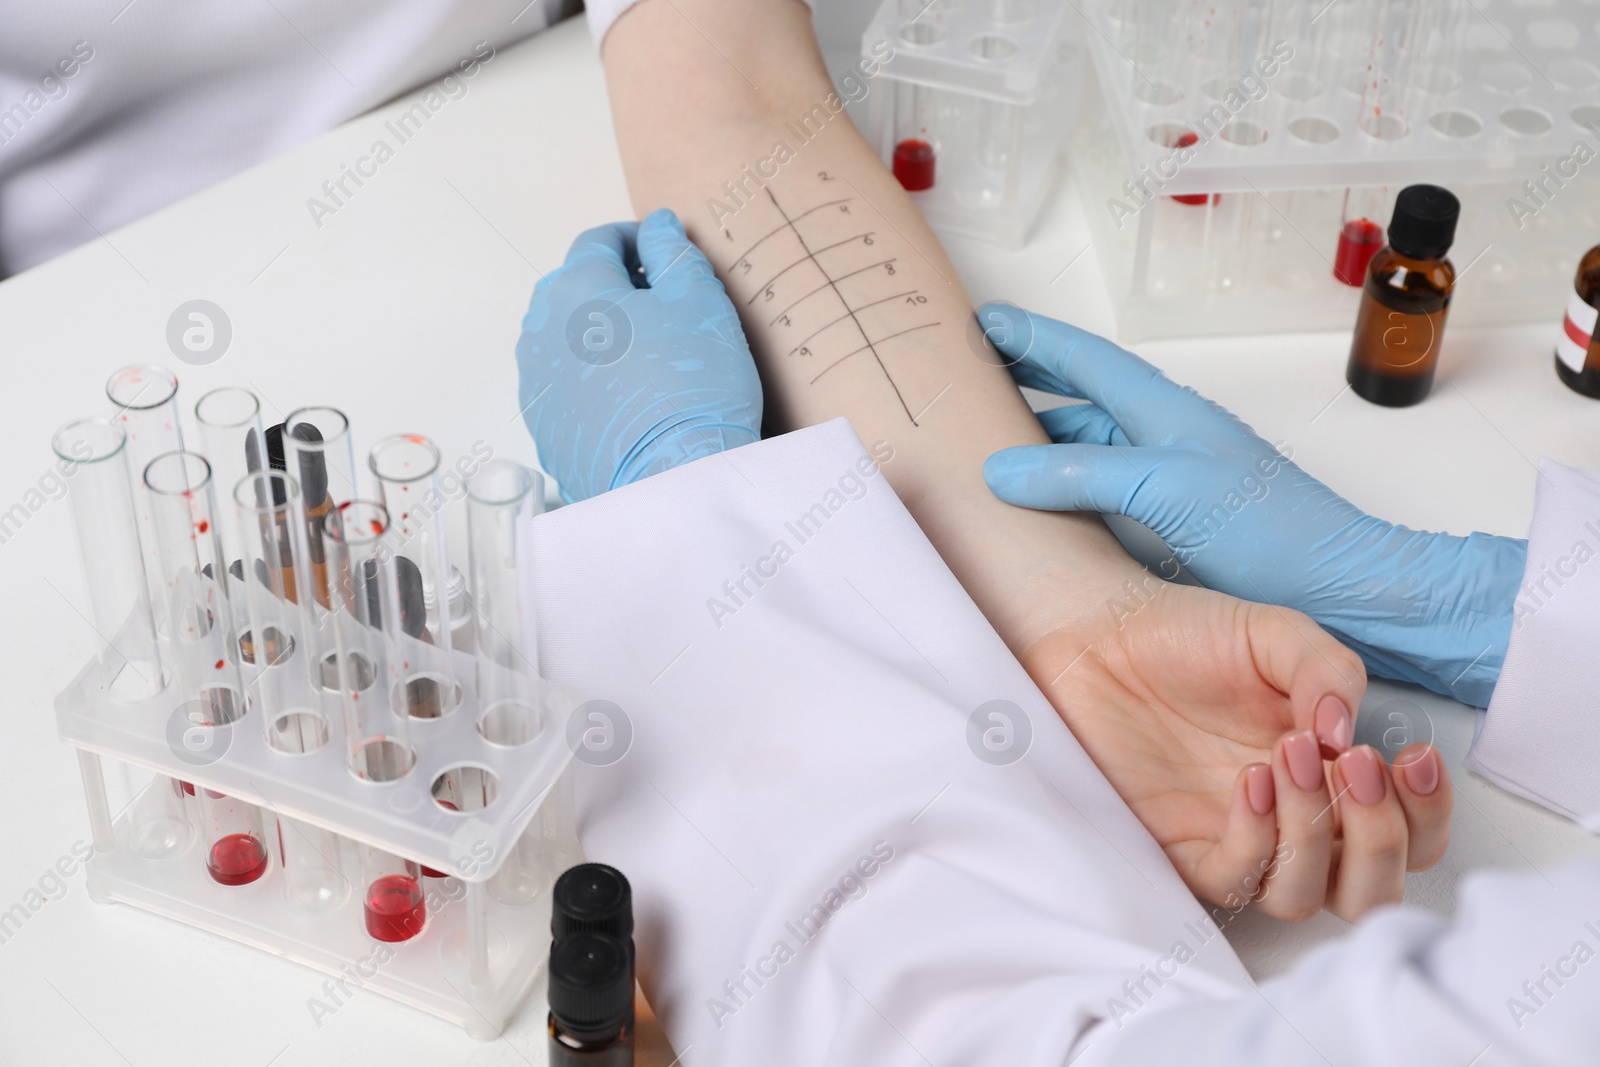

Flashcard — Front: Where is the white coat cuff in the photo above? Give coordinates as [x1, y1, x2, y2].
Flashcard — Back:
[1468, 458, 1600, 829]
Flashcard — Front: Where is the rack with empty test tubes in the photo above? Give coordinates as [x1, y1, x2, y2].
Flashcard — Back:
[52, 365, 582, 1038]
[1073, 0, 1600, 340]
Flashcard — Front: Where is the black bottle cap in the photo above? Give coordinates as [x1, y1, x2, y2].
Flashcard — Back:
[552, 864, 633, 942]
[289, 421, 328, 506]
[245, 426, 288, 506]
[356, 556, 427, 638]
[1387, 184, 1459, 260]
[548, 933, 632, 1032]
[259, 424, 288, 472]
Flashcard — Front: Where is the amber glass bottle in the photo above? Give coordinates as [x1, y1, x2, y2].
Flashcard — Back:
[1554, 243, 1600, 399]
[1346, 185, 1460, 407]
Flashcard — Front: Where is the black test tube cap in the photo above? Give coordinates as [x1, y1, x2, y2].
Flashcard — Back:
[1387, 185, 1460, 260]
[552, 864, 633, 942]
[548, 933, 632, 1035]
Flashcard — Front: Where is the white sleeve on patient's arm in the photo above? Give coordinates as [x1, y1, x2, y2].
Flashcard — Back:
[527, 421, 1600, 1067]
[1468, 459, 1600, 827]
[584, 0, 815, 48]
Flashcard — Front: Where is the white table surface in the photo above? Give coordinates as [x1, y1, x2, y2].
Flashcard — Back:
[3, 13, 1598, 1067]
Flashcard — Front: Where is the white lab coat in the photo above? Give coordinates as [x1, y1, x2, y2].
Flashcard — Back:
[0, 0, 817, 275]
[527, 418, 1600, 1067]
[0, 0, 665, 275]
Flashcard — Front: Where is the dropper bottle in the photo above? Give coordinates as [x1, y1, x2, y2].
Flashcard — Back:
[548, 933, 634, 1066]
[553, 863, 635, 1023]
[1345, 184, 1460, 407]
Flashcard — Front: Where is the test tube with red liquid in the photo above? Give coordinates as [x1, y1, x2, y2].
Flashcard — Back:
[362, 847, 427, 942]
[200, 789, 270, 886]
[1335, 187, 1389, 286]
[891, 16, 940, 192]
[144, 452, 267, 886]
[1166, 132, 1217, 207]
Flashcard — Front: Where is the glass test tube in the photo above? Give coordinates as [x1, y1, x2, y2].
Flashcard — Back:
[106, 365, 184, 632]
[51, 419, 165, 701]
[54, 419, 189, 858]
[198, 787, 270, 886]
[323, 501, 415, 782]
[369, 435, 462, 719]
[277, 815, 349, 911]
[234, 470, 322, 745]
[467, 461, 544, 748]
[194, 387, 264, 568]
[145, 452, 267, 886]
[235, 469, 346, 908]
[1336, 186, 1391, 286]
[143, 452, 247, 723]
[1357, 0, 1424, 140]
[362, 846, 426, 942]
[284, 407, 357, 610]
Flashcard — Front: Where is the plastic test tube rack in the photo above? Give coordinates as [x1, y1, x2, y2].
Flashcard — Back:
[862, 0, 1080, 249]
[1073, 0, 1600, 341]
[52, 381, 583, 1040]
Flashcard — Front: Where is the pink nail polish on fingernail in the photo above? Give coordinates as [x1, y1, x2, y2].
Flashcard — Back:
[1314, 694, 1352, 755]
[1339, 746, 1386, 806]
[1283, 731, 1324, 793]
[1246, 765, 1275, 815]
[1403, 747, 1440, 796]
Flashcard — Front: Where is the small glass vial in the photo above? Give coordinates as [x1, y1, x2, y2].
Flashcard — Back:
[548, 933, 634, 1066]
[1554, 242, 1600, 399]
[1346, 184, 1460, 407]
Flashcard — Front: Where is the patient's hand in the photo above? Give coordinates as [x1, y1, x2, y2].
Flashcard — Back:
[1023, 581, 1452, 923]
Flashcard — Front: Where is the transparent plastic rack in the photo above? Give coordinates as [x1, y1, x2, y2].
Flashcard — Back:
[52, 371, 583, 1039]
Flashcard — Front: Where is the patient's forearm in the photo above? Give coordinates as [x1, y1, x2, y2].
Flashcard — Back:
[601, 0, 1144, 651]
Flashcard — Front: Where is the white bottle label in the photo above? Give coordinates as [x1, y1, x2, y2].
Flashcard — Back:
[1557, 287, 1598, 373]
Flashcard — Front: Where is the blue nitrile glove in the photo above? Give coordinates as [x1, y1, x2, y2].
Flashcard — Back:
[515, 208, 762, 503]
[977, 301, 1526, 708]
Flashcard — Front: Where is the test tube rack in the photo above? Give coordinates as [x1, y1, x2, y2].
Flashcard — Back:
[51, 394, 584, 1040]
[861, 0, 1079, 249]
[1072, 0, 1600, 340]
[56, 610, 583, 1038]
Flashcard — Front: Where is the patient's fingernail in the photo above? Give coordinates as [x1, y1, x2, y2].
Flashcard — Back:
[1403, 746, 1440, 796]
[1338, 746, 1387, 806]
[1314, 694, 1352, 757]
[1284, 731, 1324, 793]
[1246, 764, 1275, 815]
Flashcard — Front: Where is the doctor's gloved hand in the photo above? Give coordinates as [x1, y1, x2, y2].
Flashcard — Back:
[516, 209, 763, 503]
[977, 302, 1526, 708]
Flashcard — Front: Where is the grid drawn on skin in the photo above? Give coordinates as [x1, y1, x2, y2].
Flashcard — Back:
[722, 182, 942, 425]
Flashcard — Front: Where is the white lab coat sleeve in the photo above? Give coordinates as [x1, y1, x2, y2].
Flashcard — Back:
[1081, 860, 1600, 1067]
[1468, 459, 1600, 827]
[525, 420, 1600, 1067]
[585, 0, 816, 48]
[527, 419, 1253, 1066]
